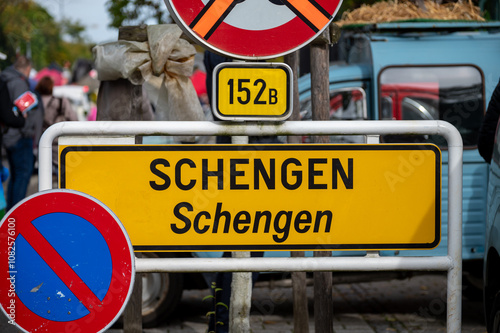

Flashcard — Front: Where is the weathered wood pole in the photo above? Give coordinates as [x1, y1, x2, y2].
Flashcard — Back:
[123, 252, 142, 333]
[110, 25, 148, 333]
[285, 51, 302, 144]
[313, 250, 333, 333]
[284, 50, 311, 333]
[310, 26, 334, 333]
[291, 251, 310, 333]
[96, 25, 151, 122]
[310, 27, 331, 144]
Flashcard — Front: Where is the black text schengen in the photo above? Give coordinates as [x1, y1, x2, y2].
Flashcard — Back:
[149, 157, 353, 242]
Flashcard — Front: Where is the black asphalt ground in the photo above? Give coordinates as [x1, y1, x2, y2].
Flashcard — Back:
[0, 273, 486, 332]
[0, 176, 486, 332]
[111, 273, 484, 333]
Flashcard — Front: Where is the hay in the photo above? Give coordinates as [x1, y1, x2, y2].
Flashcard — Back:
[338, 0, 485, 26]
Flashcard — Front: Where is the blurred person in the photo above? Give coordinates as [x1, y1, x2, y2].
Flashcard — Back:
[62, 60, 72, 85]
[1, 55, 43, 210]
[0, 61, 27, 217]
[36, 75, 78, 175]
[71, 59, 93, 84]
[0, 66, 27, 151]
[0, 166, 10, 217]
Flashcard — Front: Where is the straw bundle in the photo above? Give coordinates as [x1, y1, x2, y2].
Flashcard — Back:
[338, 0, 485, 26]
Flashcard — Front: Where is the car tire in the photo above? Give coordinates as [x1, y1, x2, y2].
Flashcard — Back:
[141, 252, 184, 328]
[489, 292, 500, 333]
[463, 272, 483, 301]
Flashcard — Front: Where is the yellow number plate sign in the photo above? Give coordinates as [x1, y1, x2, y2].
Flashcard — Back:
[213, 63, 292, 121]
[60, 144, 441, 251]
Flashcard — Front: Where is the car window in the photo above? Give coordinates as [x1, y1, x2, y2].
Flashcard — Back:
[401, 97, 439, 121]
[379, 66, 484, 147]
[301, 87, 367, 143]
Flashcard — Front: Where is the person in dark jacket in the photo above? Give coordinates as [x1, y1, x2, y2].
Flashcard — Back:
[478, 79, 500, 164]
[0, 63, 27, 216]
[0, 73, 26, 145]
[0, 55, 43, 210]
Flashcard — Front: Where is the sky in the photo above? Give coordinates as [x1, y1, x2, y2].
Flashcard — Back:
[35, 0, 119, 44]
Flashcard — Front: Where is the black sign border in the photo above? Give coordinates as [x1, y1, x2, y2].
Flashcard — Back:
[212, 62, 293, 121]
[60, 144, 441, 252]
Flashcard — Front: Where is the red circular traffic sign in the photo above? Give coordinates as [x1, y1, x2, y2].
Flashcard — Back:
[0, 190, 135, 333]
[165, 0, 342, 60]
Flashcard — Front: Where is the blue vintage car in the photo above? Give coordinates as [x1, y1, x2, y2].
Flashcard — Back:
[484, 104, 500, 332]
[296, 21, 500, 301]
[483, 85, 500, 331]
[139, 21, 500, 326]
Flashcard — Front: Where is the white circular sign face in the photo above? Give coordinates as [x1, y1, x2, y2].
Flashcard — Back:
[202, 0, 296, 30]
[165, 0, 343, 60]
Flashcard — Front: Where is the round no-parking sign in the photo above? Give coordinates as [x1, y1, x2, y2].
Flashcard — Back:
[0, 190, 135, 333]
[165, 0, 342, 59]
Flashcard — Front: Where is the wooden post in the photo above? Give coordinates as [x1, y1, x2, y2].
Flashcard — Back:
[310, 26, 334, 333]
[96, 79, 152, 121]
[285, 50, 310, 333]
[310, 27, 331, 144]
[291, 251, 310, 333]
[117, 24, 148, 42]
[119, 26, 145, 333]
[95, 25, 151, 333]
[123, 253, 142, 333]
[96, 25, 153, 122]
[313, 251, 333, 333]
[284, 51, 302, 144]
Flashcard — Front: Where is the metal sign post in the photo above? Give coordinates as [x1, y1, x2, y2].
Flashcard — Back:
[38, 120, 463, 332]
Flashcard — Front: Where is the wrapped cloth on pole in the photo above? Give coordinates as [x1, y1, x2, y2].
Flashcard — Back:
[93, 24, 206, 142]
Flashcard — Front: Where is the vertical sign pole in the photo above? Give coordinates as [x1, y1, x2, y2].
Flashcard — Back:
[310, 26, 334, 333]
[124, 253, 143, 333]
[230, 251, 252, 333]
[311, 27, 331, 144]
[313, 251, 333, 333]
[285, 49, 311, 333]
[285, 51, 302, 144]
[291, 250, 310, 333]
[113, 25, 147, 333]
[96, 26, 150, 122]
[229, 96, 251, 331]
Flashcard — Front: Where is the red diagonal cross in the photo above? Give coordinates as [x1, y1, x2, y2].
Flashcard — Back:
[17, 221, 103, 313]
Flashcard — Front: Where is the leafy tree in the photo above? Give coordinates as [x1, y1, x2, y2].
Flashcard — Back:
[0, 0, 92, 71]
[0, 0, 57, 68]
[61, 19, 87, 44]
[106, 0, 170, 29]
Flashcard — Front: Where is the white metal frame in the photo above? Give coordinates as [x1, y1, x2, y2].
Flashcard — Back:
[38, 120, 463, 332]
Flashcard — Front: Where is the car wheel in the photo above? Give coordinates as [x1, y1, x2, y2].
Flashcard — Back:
[463, 272, 483, 301]
[141, 252, 184, 328]
[489, 292, 500, 333]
